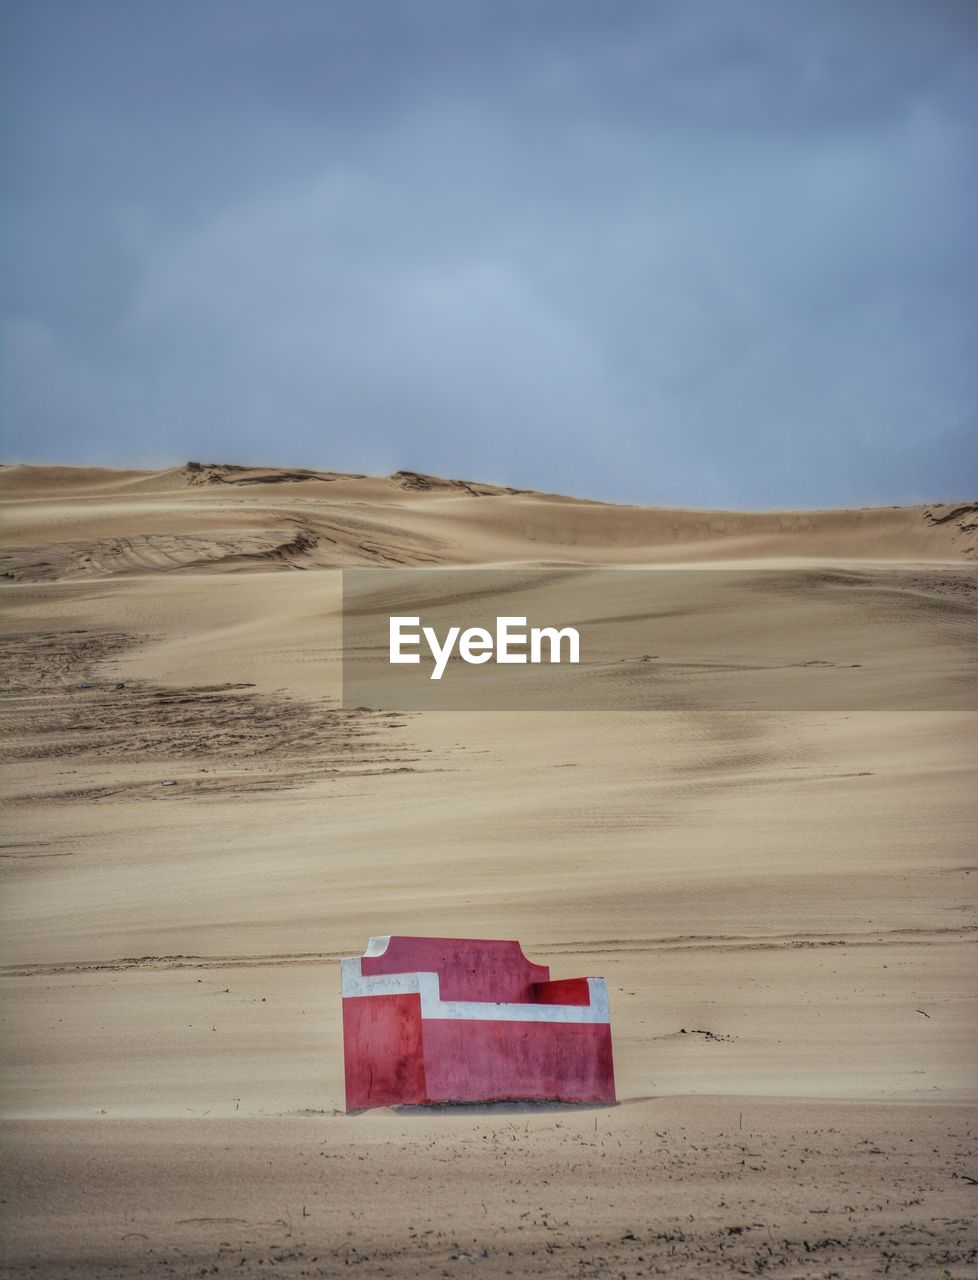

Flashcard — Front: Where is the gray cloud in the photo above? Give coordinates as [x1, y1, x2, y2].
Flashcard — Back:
[2, 0, 976, 505]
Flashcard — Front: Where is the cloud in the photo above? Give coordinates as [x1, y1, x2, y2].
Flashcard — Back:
[2, 0, 976, 505]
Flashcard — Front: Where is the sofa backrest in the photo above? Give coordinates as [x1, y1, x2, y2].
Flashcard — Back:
[359, 936, 550, 1002]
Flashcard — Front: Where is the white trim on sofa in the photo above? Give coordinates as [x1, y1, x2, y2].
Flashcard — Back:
[341, 956, 610, 1025]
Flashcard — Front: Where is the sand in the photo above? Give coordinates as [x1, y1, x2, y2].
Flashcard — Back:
[1, 463, 976, 1278]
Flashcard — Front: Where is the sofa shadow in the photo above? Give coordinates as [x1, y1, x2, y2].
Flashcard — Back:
[376, 1098, 622, 1116]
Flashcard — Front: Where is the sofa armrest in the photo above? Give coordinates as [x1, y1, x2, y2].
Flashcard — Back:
[530, 977, 592, 1006]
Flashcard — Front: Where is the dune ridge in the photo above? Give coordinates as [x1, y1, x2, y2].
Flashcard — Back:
[1, 463, 975, 582]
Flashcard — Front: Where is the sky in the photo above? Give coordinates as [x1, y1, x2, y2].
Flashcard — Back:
[2, 0, 976, 508]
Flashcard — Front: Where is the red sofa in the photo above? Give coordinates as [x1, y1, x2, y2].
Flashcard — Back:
[342, 935, 616, 1110]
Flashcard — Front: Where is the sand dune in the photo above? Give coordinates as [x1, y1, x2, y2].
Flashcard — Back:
[2, 463, 975, 580]
[1, 464, 975, 1278]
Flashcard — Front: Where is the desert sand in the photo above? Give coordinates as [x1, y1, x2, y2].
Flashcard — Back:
[1, 463, 976, 1278]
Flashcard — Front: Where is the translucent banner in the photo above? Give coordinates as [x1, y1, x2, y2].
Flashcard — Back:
[341, 567, 977, 711]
